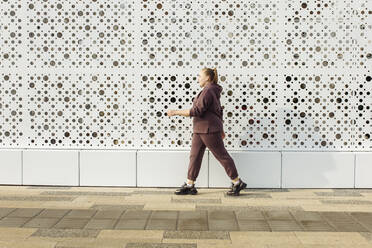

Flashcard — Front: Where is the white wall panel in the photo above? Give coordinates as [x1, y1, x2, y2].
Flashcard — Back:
[23, 150, 79, 186]
[355, 152, 372, 188]
[80, 150, 136, 186]
[0, 150, 22, 185]
[209, 151, 281, 188]
[282, 152, 355, 188]
[137, 150, 208, 187]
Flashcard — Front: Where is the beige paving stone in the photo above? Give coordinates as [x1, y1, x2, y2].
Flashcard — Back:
[97, 230, 163, 241]
[242, 199, 322, 206]
[234, 244, 305, 248]
[124, 195, 172, 201]
[143, 203, 195, 210]
[0, 239, 57, 248]
[0, 191, 42, 196]
[230, 231, 302, 245]
[54, 238, 128, 248]
[161, 239, 232, 245]
[0, 227, 38, 240]
[71, 196, 131, 205]
[294, 232, 371, 245]
[172, 195, 221, 199]
[0, 201, 49, 208]
[161, 239, 197, 244]
[302, 204, 372, 212]
[162, 238, 239, 248]
[270, 192, 322, 199]
[301, 245, 372, 248]
[303, 244, 372, 248]
[288, 189, 334, 192]
[41, 201, 93, 209]
[26, 236, 97, 243]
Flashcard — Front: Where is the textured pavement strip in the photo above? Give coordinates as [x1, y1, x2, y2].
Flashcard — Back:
[0, 187, 372, 247]
[1, 207, 372, 233]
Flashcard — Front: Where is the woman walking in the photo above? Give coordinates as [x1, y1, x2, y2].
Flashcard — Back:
[167, 67, 247, 196]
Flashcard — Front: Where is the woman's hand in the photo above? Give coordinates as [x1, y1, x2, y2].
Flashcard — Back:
[167, 109, 177, 116]
[221, 130, 225, 139]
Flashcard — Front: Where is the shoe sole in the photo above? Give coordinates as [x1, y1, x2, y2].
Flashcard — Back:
[174, 190, 198, 195]
[226, 182, 247, 196]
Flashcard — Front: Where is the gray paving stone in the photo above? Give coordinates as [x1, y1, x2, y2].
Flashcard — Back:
[23, 217, 61, 228]
[235, 210, 265, 220]
[120, 210, 152, 219]
[115, 218, 147, 230]
[0, 217, 31, 227]
[178, 210, 208, 231]
[290, 211, 324, 221]
[267, 220, 304, 231]
[151, 210, 178, 220]
[91, 204, 144, 211]
[315, 191, 363, 197]
[146, 219, 177, 230]
[237, 219, 271, 231]
[92, 210, 125, 219]
[31, 228, 100, 238]
[350, 212, 372, 231]
[320, 199, 372, 205]
[38, 209, 71, 218]
[320, 211, 355, 222]
[7, 208, 44, 218]
[329, 222, 369, 232]
[208, 210, 239, 231]
[40, 191, 131, 196]
[64, 209, 97, 219]
[320, 212, 369, 232]
[263, 210, 294, 220]
[171, 198, 221, 204]
[53, 218, 90, 229]
[146, 211, 178, 230]
[299, 220, 335, 232]
[0, 208, 16, 218]
[163, 230, 230, 239]
[125, 243, 196, 248]
[350, 212, 372, 220]
[84, 218, 118, 230]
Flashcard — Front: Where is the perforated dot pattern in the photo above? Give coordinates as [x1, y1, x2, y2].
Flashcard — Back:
[0, 0, 370, 150]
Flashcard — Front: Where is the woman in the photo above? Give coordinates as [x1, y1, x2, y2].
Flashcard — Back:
[167, 67, 247, 196]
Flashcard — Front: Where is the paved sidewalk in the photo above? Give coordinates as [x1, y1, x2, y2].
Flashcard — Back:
[0, 186, 372, 247]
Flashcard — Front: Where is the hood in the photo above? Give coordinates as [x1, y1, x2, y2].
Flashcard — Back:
[205, 83, 223, 98]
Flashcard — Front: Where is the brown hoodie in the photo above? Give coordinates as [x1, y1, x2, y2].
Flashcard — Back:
[189, 82, 224, 133]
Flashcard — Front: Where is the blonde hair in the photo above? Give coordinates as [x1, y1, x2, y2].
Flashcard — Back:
[202, 67, 218, 84]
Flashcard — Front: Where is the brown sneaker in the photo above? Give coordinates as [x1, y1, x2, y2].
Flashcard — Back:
[226, 179, 247, 196]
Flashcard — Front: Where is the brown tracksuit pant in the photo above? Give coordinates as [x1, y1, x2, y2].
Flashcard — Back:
[187, 131, 239, 181]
